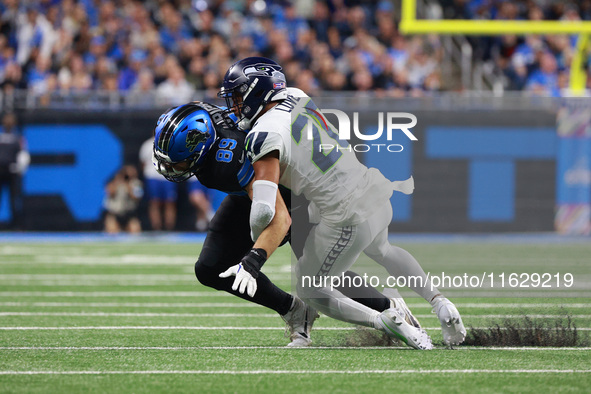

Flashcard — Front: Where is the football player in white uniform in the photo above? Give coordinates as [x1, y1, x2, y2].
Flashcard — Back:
[151, 101, 410, 347]
[218, 57, 466, 349]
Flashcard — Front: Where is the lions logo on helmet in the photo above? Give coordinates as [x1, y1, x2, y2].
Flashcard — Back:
[152, 102, 216, 182]
[186, 127, 210, 153]
[219, 57, 288, 130]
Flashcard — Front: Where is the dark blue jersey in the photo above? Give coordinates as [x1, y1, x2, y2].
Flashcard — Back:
[190, 103, 300, 209]
[194, 121, 254, 195]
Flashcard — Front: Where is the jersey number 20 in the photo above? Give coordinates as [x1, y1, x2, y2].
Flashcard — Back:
[291, 110, 348, 173]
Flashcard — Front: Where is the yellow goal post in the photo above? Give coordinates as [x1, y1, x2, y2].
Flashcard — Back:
[399, 0, 590, 93]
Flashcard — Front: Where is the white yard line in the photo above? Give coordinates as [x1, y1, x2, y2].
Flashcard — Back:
[0, 346, 589, 351]
[0, 326, 351, 330]
[33, 256, 193, 266]
[0, 274, 290, 286]
[0, 326, 589, 331]
[1, 312, 590, 319]
[0, 302, 261, 308]
[0, 369, 589, 375]
[0, 301, 589, 308]
[0, 291, 231, 297]
[2, 256, 293, 272]
[0, 312, 278, 317]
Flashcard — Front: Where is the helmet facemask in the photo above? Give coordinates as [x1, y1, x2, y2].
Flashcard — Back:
[218, 81, 260, 130]
[152, 146, 202, 183]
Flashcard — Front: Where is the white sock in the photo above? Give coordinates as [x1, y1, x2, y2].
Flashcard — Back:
[302, 287, 380, 328]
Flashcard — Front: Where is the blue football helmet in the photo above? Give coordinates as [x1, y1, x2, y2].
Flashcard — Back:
[152, 102, 216, 182]
[218, 57, 288, 129]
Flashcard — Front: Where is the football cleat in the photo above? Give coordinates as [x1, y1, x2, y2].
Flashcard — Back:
[376, 307, 433, 350]
[383, 288, 422, 329]
[281, 296, 319, 347]
[287, 332, 313, 348]
[431, 296, 466, 346]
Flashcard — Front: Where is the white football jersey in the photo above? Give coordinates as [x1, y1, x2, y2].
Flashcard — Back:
[245, 88, 397, 226]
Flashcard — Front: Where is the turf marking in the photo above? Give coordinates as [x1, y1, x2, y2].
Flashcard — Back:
[1, 301, 589, 308]
[0, 312, 277, 317]
[1, 291, 591, 304]
[0, 326, 352, 331]
[0, 346, 589, 351]
[0, 302, 261, 308]
[0, 274, 290, 286]
[0, 326, 589, 331]
[0, 291, 231, 297]
[1, 312, 590, 319]
[0, 369, 589, 375]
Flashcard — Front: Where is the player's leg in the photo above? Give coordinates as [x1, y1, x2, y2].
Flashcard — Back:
[126, 216, 141, 234]
[295, 221, 383, 327]
[195, 194, 318, 346]
[364, 233, 441, 303]
[289, 193, 390, 313]
[188, 180, 214, 231]
[162, 181, 177, 231]
[337, 271, 390, 312]
[296, 214, 432, 349]
[363, 204, 466, 345]
[104, 213, 121, 234]
[146, 179, 163, 231]
[163, 201, 176, 230]
[195, 195, 292, 313]
[147, 200, 162, 231]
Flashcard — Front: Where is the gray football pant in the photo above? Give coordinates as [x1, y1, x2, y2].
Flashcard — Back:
[296, 204, 440, 327]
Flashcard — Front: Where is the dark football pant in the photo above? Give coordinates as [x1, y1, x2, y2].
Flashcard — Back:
[194, 194, 389, 316]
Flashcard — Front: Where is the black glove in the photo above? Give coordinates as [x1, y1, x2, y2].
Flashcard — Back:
[239, 248, 268, 279]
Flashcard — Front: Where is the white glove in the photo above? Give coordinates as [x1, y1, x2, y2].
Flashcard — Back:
[219, 263, 258, 297]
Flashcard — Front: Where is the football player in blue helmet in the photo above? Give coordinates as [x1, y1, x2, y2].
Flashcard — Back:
[218, 57, 288, 130]
[153, 103, 216, 183]
[151, 100, 322, 347]
[150, 100, 397, 347]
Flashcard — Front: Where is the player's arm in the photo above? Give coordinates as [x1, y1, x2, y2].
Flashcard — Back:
[247, 150, 291, 256]
[219, 150, 290, 298]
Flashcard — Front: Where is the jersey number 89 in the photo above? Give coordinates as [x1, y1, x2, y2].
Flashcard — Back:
[216, 138, 237, 163]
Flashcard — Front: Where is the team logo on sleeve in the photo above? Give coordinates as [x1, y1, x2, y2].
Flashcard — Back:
[186, 128, 210, 152]
[245, 131, 269, 161]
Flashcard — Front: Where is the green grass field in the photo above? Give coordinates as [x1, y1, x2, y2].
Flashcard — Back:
[0, 239, 590, 393]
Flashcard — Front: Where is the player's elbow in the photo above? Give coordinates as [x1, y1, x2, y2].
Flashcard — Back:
[250, 200, 275, 237]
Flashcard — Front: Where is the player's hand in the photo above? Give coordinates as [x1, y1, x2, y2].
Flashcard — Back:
[218, 248, 268, 298]
[219, 263, 258, 297]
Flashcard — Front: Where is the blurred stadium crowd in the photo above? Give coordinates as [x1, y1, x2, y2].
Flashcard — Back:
[440, 0, 585, 95]
[0, 0, 587, 105]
